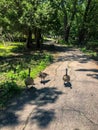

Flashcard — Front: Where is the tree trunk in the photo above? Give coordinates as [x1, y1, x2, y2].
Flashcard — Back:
[78, 27, 86, 46]
[78, 0, 92, 45]
[35, 28, 42, 49]
[64, 25, 70, 42]
[64, 0, 77, 42]
[26, 29, 32, 49]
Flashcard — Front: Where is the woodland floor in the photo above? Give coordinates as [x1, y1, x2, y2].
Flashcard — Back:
[0, 43, 98, 130]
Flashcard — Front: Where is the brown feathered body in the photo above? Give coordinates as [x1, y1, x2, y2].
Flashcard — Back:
[25, 76, 34, 86]
[63, 68, 70, 82]
[25, 68, 34, 88]
[39, 72, 48, 81]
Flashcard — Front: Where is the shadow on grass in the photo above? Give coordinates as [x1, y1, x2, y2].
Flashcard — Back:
[0, 40, 95, 72]
[0, 81, 22, 109]
[0, 50, 52, 74]
[0, 87, 62, 129]
[0, 40, 98, 66]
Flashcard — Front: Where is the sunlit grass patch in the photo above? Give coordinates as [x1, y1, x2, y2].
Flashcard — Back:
[0, 46, 13, 56]
[0, 42, 53, 109]
[0, 42, 25, 57]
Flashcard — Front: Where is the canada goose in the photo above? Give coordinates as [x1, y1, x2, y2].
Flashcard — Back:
[63, 68, 70, 83]
[39, 71, 48, 82]
[25, 68, 34, 89]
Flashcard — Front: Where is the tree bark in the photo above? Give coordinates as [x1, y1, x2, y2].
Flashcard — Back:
[64, 0, 77, 42]
[26, 29, 32, 49]
[78, 27, 86, 46]
[34, 28, 42, 49]
[64, 25, 70, 42]
[78, 0, 92, 45]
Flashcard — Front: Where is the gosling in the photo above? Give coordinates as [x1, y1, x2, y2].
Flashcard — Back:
[39, 71, 48, 82]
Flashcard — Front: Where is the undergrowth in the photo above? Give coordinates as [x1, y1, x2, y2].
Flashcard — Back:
[0, 42, 53, 109]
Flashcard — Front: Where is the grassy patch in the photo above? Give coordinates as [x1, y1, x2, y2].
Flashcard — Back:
[57, 39, 66, 45]
[0, 42, 53, 109]
[0, 42, 25, 57]
[80, 47, 97, 57]
[0, 81, 22, 109]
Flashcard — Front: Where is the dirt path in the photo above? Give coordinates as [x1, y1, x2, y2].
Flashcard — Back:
[0, 45, 98, 130]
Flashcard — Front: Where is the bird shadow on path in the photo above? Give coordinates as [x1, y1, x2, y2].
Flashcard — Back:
[40, 79, 50, 85]
[64, 82, 72, 89]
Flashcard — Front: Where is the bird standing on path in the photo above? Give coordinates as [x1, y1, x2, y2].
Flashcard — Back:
[25, 68, 35, 89]
[63, 68, 70, 83]
[39, 71, 48, 83]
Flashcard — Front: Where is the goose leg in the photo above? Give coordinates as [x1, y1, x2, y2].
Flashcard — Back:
[41, 77, 42, 82]
[26, 85, 28, 89]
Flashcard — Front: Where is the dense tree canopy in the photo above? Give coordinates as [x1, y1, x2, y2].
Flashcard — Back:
[0, 0, 98, 48]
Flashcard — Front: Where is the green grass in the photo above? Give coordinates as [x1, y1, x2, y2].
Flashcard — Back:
[0, 81, 22, 109]
[0, 42, 25, 57]
[0, 42, 53, 109]
[80, 47, 97, 57]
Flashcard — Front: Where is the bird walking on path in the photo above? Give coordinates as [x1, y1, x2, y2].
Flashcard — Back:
[39, 71, 48, 83]
[25, 68, 35, 89]
[63, 68, 70, 83]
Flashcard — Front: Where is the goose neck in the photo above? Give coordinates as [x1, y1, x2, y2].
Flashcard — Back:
[66, 69, 68, 76]
[28, 68, 31, 76]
